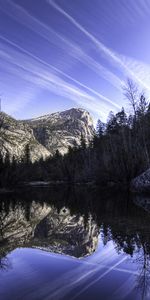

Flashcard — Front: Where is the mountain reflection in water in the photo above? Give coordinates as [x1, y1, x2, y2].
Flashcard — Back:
[0, 187, 150, 300]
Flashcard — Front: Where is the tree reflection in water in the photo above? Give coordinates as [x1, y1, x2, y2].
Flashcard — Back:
[0, 187, 150, 298]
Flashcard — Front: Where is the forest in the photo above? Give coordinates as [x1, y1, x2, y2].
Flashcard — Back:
[0, 79, 150, 190]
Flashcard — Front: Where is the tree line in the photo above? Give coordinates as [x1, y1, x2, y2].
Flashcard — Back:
[1, 79, 150, 189]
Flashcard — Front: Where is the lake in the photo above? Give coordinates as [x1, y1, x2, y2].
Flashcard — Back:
[0, 186, 150, 300]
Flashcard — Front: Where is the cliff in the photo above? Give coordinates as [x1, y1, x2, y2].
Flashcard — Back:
[0, 108, 95, 161]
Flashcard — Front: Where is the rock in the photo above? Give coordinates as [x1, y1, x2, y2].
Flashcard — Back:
[131, 168, 150, 192]
[24, 108, 95, 155]
[34, 207, 99, 257]
[0, 112, 51, 162]
[0, 108, 95, 161]
[0, 200, 99, 258]
[133, 194, 150, 212]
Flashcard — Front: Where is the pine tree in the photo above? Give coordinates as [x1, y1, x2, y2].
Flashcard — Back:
[80, 134, 86, 149]
[96, 119, 105, 137]
[24, 144, 30, 165]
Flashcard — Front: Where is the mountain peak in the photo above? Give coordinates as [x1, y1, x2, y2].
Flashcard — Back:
[0, 108, 95, 160]
[25, 107, 95, 155]
[25, 107, 91, 122]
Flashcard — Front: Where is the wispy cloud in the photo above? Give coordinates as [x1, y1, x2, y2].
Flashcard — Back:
[1, 0, 150, 121]
[0, 35, 121, 110]
[0, 37, 119, 120]
[119, 54, 150, 91]
[0, 0, 123, 91]
[4, 88, 37, 115]
[48, 0, 150, 91]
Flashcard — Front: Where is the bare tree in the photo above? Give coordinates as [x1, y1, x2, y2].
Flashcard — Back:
[123, 78, 139, 119]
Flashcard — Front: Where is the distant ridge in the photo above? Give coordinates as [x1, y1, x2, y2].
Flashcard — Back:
[0, 108, 95, 161]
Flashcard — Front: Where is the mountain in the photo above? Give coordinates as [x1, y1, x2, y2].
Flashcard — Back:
[0, 200, 99, 259]
[0, 112, 51, 162]
[34, 205, 99, 257]
[24, 108, 95, 155]
[0, 108, 95, 162]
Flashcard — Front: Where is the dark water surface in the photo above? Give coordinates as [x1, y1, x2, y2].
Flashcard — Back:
[0, 187, 150, 300]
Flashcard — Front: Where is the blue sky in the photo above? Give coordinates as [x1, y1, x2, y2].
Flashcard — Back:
[0, 0, 150, 122]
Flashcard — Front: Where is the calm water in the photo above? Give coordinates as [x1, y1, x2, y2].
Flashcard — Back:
[0, 187, 150, 300]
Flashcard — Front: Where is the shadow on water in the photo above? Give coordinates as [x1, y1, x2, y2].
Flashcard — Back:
[1, 187, 150, 299]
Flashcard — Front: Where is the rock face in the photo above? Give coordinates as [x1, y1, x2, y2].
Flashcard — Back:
[0, 112, 51, 162]
[131, 169, 150, 192]
[0, 200, 99, 258]
[34, 207, 99, 257]
[133, 194, 150, 213]
[0, 201, 51, 254]
[0, 108, 95, 161]
[24, 108, 95, 155]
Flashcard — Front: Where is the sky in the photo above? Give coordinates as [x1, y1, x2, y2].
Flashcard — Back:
[0, 0, 150, 123]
